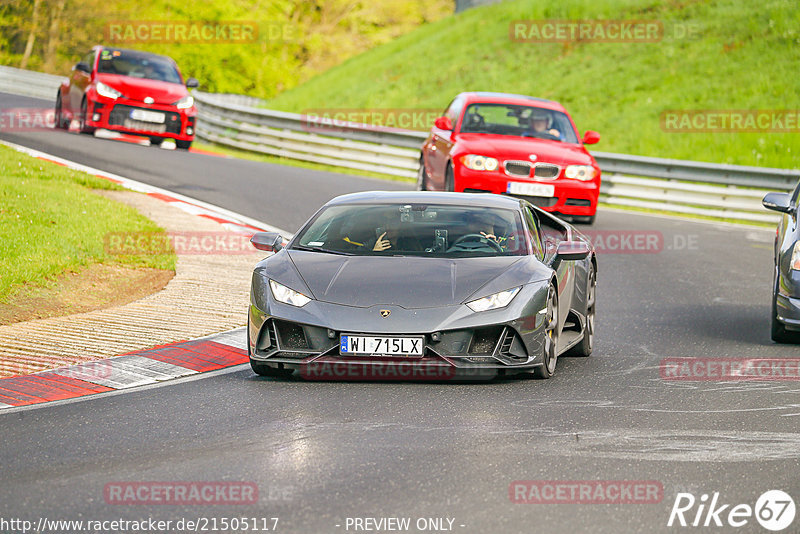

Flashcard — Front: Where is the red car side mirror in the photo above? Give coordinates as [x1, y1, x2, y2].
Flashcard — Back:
[582, 130, 600, 145]
[434, 116, 453, 131]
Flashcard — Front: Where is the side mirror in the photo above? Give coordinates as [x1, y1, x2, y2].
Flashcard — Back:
[74, 62, 91, 74]
[434, 116, 453, 131]
[582, 130, 600, 145]
[762, 192, 793, 214]
[556, 240, 590, 261]
[250, 232, 284, 252]
[185, 77, 199, 89]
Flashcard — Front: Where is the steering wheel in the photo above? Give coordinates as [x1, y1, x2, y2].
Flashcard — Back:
[449, 233, 503, 252]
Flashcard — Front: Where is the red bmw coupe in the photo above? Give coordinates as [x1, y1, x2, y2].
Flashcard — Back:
[55, 46, 198, 149]
[419, 92, 601, 224]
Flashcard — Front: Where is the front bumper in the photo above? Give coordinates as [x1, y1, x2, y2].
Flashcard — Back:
[85, 96, 196, 141]
[454, 166, 599, 217]
[776, 271, 800, 331]
[247, 280, 551, 379]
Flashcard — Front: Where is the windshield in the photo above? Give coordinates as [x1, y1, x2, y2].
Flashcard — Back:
[97, 49, 182, 84]
[293, 203, 528, 257]
[460, 103, 579, 143]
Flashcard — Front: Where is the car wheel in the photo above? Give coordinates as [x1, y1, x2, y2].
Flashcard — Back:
[176, 140, 192, 150]
[79, 99, 95, 134]
[574, 214, 596, 225]
[533, 284, 559, 379]
[771, 275, 798, 343]
[149, 137, 164, 146]
[445, 163, 455, 192]
[566, 265, 595, 357]
[54, 92, 67, 130]
[416, 157, 428, 191]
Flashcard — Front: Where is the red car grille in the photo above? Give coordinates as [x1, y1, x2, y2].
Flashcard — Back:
[504, 160, 531, 177]
[108, 104, 182, 134]
[533, 163, 561, 179]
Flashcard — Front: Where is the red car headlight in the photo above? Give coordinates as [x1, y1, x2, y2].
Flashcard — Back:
[461, 154, 499, 171]
[564, 165, 597, 181]
[173, 95, 194, 109]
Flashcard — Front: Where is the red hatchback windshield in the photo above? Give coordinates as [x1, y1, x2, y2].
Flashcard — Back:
[97, 49, 182, 84]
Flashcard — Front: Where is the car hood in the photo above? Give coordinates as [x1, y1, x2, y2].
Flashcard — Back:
[285, 251, 527, 308]
[95, 73, 187, 104]
[455, 133, 593, 165]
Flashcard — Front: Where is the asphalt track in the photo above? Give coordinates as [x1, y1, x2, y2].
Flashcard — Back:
[1, 92, 799, 534]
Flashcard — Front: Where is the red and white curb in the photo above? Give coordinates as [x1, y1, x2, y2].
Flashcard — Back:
[0, 141, 294, 410]
[0, 328, 248, 409]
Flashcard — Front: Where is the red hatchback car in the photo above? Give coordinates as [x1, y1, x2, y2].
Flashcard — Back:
[55, 46, 198, 149]
[419, 92, 601, 223]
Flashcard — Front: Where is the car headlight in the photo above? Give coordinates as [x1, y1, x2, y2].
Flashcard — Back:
[174, 95, 194, 109]
[462, 154, 499, 172]
[269, 279, 312, 307]
[565, 165, 596, 181]
[791, 242, 800, 271]
[95, 82, 123, 99]
[466, 286, 521, 312]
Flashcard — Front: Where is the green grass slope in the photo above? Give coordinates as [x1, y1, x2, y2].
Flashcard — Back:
[267, 0, 800, 169]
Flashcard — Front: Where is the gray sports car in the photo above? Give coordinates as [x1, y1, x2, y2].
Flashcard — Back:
[247, 192, 596, 380]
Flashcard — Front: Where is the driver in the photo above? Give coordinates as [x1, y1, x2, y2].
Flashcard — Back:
[530, 110, 560, 139]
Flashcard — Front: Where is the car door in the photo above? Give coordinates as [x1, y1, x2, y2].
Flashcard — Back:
[528, 205, 573, 326]
[69, 51, 95, 113]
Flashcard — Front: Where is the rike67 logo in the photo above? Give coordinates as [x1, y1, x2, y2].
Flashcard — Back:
[668, 490, 795, 531]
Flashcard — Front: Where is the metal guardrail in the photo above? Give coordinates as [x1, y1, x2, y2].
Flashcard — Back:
[0, 65, 66, 101]
[2, 69, 798, 224]
[193, 92, 799, 224]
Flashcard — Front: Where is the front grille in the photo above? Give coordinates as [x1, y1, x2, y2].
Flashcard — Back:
[274, 320, 309, 349]
[533, 163, 561, 179]
[109, 104, 182, 134]
[504, 160, 532, 177]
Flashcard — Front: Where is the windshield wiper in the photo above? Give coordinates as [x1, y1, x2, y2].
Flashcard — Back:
[292, 245, 353, 256]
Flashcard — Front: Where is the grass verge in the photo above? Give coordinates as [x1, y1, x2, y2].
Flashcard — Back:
[0, 145, 176, 307]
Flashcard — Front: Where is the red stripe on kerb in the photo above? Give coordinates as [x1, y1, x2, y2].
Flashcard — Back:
[146, 192, 178, 202]
[0, 374, 113, 406]
[141, 340, 247, 372]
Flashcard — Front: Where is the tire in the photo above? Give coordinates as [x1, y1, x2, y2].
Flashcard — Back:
[566, 264, 595, 357]
[78, 98, 94, 134]
[54, 92, 68, 130]
[574, 214, 596, 225]
[250, 359, 294, 378]
[149, 137, 164, 146]
[445, 163, 455, 192]
[533, 285, 559, 379]
[415, 157, 428, 191]
[771, 274, 799, 343]
[176, 140, 192, 150]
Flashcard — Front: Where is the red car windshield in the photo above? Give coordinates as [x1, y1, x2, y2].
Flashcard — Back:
[97, 49, 182, 84]
[460, 103, 579, 143]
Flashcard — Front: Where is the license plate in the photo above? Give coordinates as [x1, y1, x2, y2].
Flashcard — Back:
[507, 182, 555, 197]
[340, 335, 424, 357]
[130, 109, 165, 123]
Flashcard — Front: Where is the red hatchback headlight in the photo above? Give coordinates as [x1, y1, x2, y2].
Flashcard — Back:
[461, 154, 499, 171]
[564, 165, 597, 181]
